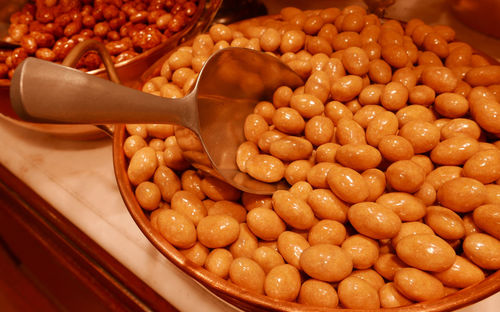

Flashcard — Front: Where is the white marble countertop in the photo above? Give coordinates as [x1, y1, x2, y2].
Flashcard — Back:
[0, 1, 499, 311]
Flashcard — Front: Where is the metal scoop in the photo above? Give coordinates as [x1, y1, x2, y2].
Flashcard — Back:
[9, 47, 303, 194]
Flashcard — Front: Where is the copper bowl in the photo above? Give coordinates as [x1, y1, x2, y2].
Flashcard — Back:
[0, 0, 221, 139]
[111, 13, 500, 312]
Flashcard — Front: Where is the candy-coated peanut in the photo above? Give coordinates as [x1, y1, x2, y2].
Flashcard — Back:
[307, 188, 349, 222]
[180, 242, 209, 266]
[386, 160, 425, 193]
[157, 209, 197, 249]
[341, 234, 379, 269]
[421, 66, 458, 93]
[348, 202, 402, 239]
[269, 136, 313, 161]
[394, 268, 445, 302]
[308, 219, 347, 246]
[378, 135, 414, 162]
[463, 233, 500, 269]
[272, 107, 306, 135]
[205, 248, 233, 278]
[396, 234, 456, 272]
[304, 116, 335, 146]
[473, 204, 500, 239]
[264, 264, 301, 301]
[374, 253, 408, 281]
[272, 190, 316, 230]
[154, 166, 181, 203]
[171, 190, 207, 226]
[302, 162, 334, 189]
[241, 192, 272, 210]
[440, 118, 481, 140]
[277, 231, 310, 269]
[430, 136, 479, 165]
[465, 65, 500, 86]
[463, 149, 500, 184]
[434, 92, 469, 118]
[348, 269, 385, 291]
[230, 223, 259, 259]
[396, 105, 436, 126]
[379, 282, 413, 308]
[252, 246, 285, 274]
[425, 166, 463, 190]
[380, 82, 408, 111]
[362, 168, 386, 202]
[437, 177, 486, 213]
[304, 71, 330, 103]
[290, 93, 325, 118]
[425, 205, 465, 240]
[433, 256, 485, 288]
[246, 154, 286, 183]
[366, 111, 399, 146]
[335, 144, 382, 171]
[289, 181, 314, 202]
[327, 166, 369, 203]
[331, 75, 363, 102]
[236, 141, 259, 173]
[300, 244, 353, 282]
[353, 104, 386, 127]
[470, 98, 500, 134]
[128, 147, 158, 185]
[244, 113, 268, 143]
[298, 279, 339, 308]
[135, 181, 161, 210]
[124, 135, 147, 158]
[342, 46, 370, 76]
[335, 118, 367, 145]
[376, 192, 426, 222]
[197, 215, 240, 248]
[338, 276, 380, 309]
[229, 257, 266, 294]
[391, 222, 435, 248]
[414, 182, 437, 206]
[285, 160, 313, 185]
[399, 121, 440, 154]
[247, 207, 286, 241]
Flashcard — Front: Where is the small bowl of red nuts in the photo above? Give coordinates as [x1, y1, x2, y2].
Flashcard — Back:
[0, 0, 221, 138]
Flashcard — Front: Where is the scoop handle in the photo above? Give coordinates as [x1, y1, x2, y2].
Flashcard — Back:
[10, 57, 195, 126]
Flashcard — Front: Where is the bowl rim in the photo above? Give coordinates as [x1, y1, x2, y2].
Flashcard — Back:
[112, 124, 500, 312]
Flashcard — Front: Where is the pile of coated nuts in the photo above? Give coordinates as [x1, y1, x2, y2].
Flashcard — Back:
[124, 5, 500, 309]
[0, 0, 198, 81]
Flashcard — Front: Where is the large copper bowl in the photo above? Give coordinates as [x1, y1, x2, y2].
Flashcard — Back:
[0, 0, 221, 139]
[110, 14, 500, 312]
[113, 121, 500, 311]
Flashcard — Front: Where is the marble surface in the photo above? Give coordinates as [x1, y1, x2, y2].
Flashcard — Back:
[0, 1, 499, 311]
